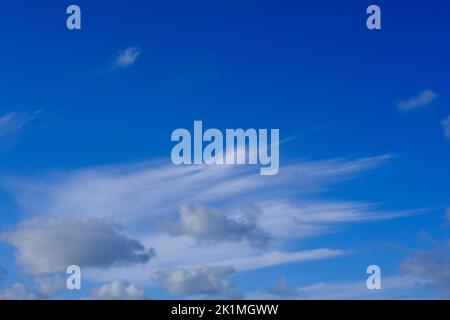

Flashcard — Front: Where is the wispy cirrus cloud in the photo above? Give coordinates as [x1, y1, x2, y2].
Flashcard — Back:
[2, 155, 393, 222]
[250, 274, 427, 300]
[113, 47, 141, 69]
[83, 241, 346, 286]
[397, 89, 437, 111]
[256, 199, 422, 240]
[1, 153, 417, 292]
[0, 110, 40, 138]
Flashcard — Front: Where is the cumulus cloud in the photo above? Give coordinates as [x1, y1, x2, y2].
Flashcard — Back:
[90, 280, 148, 300]
[0, 274, 65, 300]
[397, 89, 437, 111]
[0, 283, 37, 300]
[113, 47, 141, 68]
[34, 275, 64, 297]
[166, 203, 269, 247]
[0, 110, 40, 137]
[1, 218, 155, 275]
[159, 266, 238, 297]
[441, 116, 450, 139]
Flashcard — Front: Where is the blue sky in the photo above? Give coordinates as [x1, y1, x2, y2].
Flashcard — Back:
[0, 0, 449, 299]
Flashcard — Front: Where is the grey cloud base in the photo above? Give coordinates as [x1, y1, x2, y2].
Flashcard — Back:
[1, 218, 155, 275]
[166, 203, 270, 247]
[159, 266, 239, 298]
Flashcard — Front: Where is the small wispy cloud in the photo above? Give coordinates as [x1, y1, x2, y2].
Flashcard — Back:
[441, 116, 450, 139]
[401, 241, 450, 298]
[0, 111, 40, 138]
[113, 47, 142, 69]
[397, 89, 437, 111]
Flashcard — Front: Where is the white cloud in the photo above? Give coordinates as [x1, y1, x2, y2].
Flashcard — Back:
[0, 283, 37, 300]
[441, 116, 450, 139]
[165, 203, 269, 247]
[257, 199, 421, 240]
[34, 275, 64, 297]
[0, 274, 64, 300]
[0, 110, 40, 137]
[1, 218, 155, 275]
[159, 266, 239, 297]
[216, 248, 346, 271]
[397, 89, 437, 111]
[3, 155, 392, 223]
[90, 280, 148, 300]
[113, 47, 141, 68]
[146, 233, 346, 272]
[1, 153, 415, 287]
